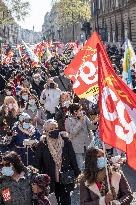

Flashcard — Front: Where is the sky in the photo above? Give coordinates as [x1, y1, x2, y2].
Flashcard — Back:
[19, 0, 51, 32]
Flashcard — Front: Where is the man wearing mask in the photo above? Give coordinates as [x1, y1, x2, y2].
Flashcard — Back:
[40, 78, 61, 119]
[32, 73, 45, 98]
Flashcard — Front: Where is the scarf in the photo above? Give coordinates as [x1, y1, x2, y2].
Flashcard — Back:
[45, 135, 64, 172]
[18, 124, 36, 136]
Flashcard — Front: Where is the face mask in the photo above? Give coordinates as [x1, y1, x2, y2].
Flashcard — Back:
[8, 103, 14, 110]
[49, 129, 60, 139]
[23, 122, 30, 130]
[6, 91, 12, 96]
[63, 101, 71, 108]
[29, 99, 36, 106]
[1, 166, 14, 177]
[97, 157, 105, 169]
[50, 83, 55, 89]
[34, 78, 40, 83]
[22, 95, 28, 101]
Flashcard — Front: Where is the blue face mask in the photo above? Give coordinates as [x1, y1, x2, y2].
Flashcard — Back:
[1, 166, 14, 177]
[22, 95, 28, 101]
[23, 122, 30, 130]
[97, 157, 105, 169]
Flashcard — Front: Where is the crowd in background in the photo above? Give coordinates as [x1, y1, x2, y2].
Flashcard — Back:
[0, 43, 135, 205]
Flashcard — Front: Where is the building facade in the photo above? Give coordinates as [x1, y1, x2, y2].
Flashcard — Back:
[91, 0, 136, 47]
[42, 5, 61, 41]
[42, 4, 86, 43]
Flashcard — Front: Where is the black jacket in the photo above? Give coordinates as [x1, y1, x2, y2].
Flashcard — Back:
[32, 80, 45, 98]
[35, 137, 80, 193]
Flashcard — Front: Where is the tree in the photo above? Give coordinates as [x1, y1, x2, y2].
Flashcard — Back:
[56, 0, 91, 40]
[0, 0, 30, 25]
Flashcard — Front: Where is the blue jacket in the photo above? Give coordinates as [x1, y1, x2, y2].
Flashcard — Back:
[12, 125, 41, 166]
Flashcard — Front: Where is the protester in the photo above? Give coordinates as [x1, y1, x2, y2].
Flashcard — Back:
[65, 103, 99, 171]
[32, 174, 51, 205]
[32, 73, 45, 98]
[24, 94, 47, 133]
[11, 112, 41, 166]
[40, 78, 61, 119]
[0, 96, 19, 129]
[55, 91, 71, 131]
[35, 120, 80, 205]
[0, 151, 34, 205]
[79, 147, 133, 205]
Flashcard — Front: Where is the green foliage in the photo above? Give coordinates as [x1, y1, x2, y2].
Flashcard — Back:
[0, 0, 30, 25]
[56, 0, 91, 27]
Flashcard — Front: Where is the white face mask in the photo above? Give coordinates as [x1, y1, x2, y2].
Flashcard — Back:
[6, 91, 12, 96]
[22, 95, 28, 101]
[29, 99, 36, 106]
[8, 103, 14, 110]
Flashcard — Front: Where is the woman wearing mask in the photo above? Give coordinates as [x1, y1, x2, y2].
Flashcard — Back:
[80, 147, 133, 205]
[40, 78, 61, 119]
[24, 94, 47, 134]
[55, 92, 71, 131]
[35, 120, 80, 205]
[18, 88, 30, 112]
[0, 96, 19, 129]
[11, 112, 41, 166]
[0, 151, 35, 205]
[65, 103, 99, 171]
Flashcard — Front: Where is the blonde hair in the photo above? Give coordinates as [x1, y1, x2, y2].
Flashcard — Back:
[4, 96, 19, 117]
[43, 120, 58, 132]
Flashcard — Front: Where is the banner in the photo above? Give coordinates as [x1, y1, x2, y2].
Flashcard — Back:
[96, 32, 136, 170]
[64, 33, 99, 101]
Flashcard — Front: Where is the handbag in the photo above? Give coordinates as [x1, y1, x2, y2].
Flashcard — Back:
[60, 170, 75, 185]
[48, 192, 58, 205]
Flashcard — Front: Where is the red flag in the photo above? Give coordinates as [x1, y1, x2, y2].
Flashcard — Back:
[96, 32, 136, 170]
[3, 50, 14, 65]
[64, 33, 99, 101]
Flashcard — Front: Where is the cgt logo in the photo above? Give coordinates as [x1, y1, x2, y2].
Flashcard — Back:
[102, 86, 136, 144]
[72, 53, 98, 89]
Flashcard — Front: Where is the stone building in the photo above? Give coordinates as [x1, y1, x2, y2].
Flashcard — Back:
[42, 4, 86, 43]
[91, 0, 136, 47]
[42, 5, 61, 41]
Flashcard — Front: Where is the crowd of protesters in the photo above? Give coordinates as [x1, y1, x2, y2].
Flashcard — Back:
[0, 43, 135, 205]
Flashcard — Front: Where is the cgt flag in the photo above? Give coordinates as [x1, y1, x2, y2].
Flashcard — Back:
[3, 50, 14, 65]
[64, 33, 99, 102]
[96, 32, 136, 170]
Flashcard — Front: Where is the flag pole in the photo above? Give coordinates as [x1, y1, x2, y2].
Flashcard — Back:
[102, 142, 112, 191]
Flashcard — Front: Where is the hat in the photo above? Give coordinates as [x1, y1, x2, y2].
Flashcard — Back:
[19, 112, 31, 122]
[33, 174, 50, 190]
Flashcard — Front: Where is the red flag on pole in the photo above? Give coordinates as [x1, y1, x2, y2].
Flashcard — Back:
[96, 32, 136, 170]
[64, 33, 99, 101]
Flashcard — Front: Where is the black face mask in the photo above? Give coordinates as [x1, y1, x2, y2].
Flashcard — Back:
[50, 83, 55, 89]
[49, 129, 60, 139]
